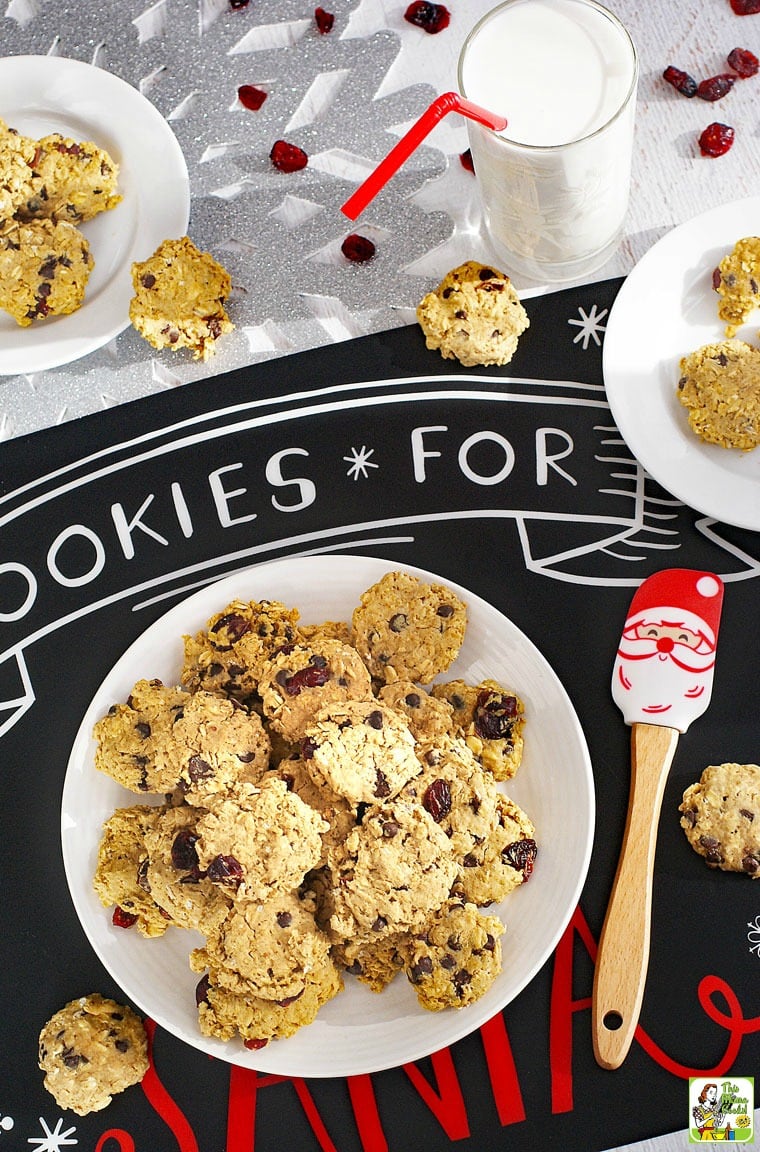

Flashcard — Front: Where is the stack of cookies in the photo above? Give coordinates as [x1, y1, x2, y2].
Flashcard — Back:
[92, 570, 537, 1050]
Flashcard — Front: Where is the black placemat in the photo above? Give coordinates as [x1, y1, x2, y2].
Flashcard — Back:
[2, 278, 758, 1151]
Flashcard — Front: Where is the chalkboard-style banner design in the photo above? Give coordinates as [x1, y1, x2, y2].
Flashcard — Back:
[2, 279, 758, 1152]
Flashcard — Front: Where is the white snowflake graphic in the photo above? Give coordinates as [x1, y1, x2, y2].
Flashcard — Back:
[343, 445, 379, 481]
[0, 1115, 14, 1133]
[747, 915, 760, 956]
[27, 1116, 77, 1151]
[568, 303, 608, 350]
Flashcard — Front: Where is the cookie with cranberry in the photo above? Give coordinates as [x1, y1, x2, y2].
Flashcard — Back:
[406, 898, 504, 1011]
[329, 799, 458, 943]
[194, 779, 327, 903]
[194, 956, 343, 1045]
[454, 793, 537, 906]
[19, 131, 121, 224]
[38, 994, 148, 1116]
[416, 260, 529, 367]
[713, 236, 760, 336]
[258, 638, 373, 741]
[302, 698, 420, 805]
[181, 597, 301, 705]
[194, 887, 332, 1002]
[677, 340, 760, 451]
[0, 118, 38, 219]
[144, 804, 232, 934]
[93, 804, 170, 938]
[0, 217, 93, 326]
[431, 678, 525, 781]
[129, 236, 234, 361]
[679, 762, 760, 877]
[93, 678, 188, 794]
[377, 680, 457, 743]
[351, 570, 466, 685]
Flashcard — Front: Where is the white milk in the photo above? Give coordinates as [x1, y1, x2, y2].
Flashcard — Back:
[458, 0, 638, 281]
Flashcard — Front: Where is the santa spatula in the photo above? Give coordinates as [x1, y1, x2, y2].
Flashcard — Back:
[592, 568, 724, 1070]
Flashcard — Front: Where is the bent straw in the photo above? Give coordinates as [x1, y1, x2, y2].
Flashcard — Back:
[340, 90, 507, 220]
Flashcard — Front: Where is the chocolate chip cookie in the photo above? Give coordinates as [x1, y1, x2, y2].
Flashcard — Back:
[679, 762, 760, 876]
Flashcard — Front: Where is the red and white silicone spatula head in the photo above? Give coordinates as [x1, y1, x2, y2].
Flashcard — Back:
[611, 569, 724, 734]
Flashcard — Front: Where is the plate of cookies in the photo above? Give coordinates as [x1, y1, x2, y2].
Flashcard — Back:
[62, 554, 594, 1077]
[0, 55, 190, 375]
[603, 196, 760, 532]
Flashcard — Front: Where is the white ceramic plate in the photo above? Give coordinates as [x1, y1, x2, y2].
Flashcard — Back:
[0, 55, 190, 375]
[62, 555, 594, 1078]
[603, 197, 760, 532]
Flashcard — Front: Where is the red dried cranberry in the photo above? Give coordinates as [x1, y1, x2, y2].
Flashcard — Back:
[238, 84, 267, 110]
[697, 74, 736, 101]
[404, 2, 450, 33]
[473, 689, 518, 740]
[229, 0, 250, 8]
[341, 233, 375, 263]
[730, 0, 760, 12]
[460, 148, 475, 172]
[282, 660, 331, 696]
[195, 974, 211, 1006]
[699, 122, 735, 156]
[207, 854, 245, 888]
[171, 828, 200, 871]
[112, 906, 138, 929]
[662, 65, 698, 97]
[314, 7, 334, 32]
[727, 46, 759, 76]
[244, 1037, 269, 1049]
[502, 837, 537, 878]
[712, 266, 722, 290]
[270, 139, 308, 172]
[423, 778, 452, 822]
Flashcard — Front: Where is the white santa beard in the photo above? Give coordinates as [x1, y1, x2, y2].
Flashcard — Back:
[613, 647, 713, 728]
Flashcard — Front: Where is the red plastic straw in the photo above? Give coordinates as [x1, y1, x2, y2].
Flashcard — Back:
[340, 91, 507, 220]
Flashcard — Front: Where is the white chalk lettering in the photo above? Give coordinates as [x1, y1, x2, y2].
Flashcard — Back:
[47, 524, 106, 588]
[209, 463, 258, 528]
[0, 562, 37, 622]
[535, 428, 577, 487]
[411, 425, 448, 483]
[266, 449, 317, 512]
[458, 431, 514, 486]
[111, 495, 170, 560]
[171, 482, 194, 539]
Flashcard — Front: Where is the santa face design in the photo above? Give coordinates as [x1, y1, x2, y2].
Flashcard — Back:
[611, 570, 723, 733]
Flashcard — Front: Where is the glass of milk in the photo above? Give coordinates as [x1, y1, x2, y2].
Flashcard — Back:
[457, 0, 638, 282]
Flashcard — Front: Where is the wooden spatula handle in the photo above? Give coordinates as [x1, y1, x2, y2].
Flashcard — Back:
[592, 722, 679, 1070]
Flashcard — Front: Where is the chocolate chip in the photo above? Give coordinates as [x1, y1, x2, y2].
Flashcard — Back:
[366, 709, 384, 729]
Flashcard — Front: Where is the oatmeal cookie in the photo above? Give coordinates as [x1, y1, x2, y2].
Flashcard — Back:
[182, 597, 301, 704]
[333, 932, 412, 992]
[144, 805, 232, 934]
[0, 217, 93, 326]
[195, 957, 343, 1045]
[20, 131, 121, 224]
[129, 236, 234, 361]
[677, 340, 760, 451]
[406, 899, 504, 1011]
[0, 119, 37, 218]
[93, 678, 188, 794]
[194, 888, 332, 1002]
[259, 638, 373, 741]
[302, 698, 420, 805]
[93, 804, 170, 938]
[329, 800, 458, 942]
[377, 680, 457, 743]
[713, 236, 760, 336]
[38, 994, 148, 1116]
[351, 570, 466, 684]
[679, 762, 760, 876]
[431, 678, 525, 781]
[416, 260, 529, 367]
[194, 779, 327, 902]
[263, 753, 358, 861]
[455, 793, 537, 906]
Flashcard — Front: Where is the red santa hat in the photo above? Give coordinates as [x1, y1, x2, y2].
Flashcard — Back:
[625, 568, 723, 647]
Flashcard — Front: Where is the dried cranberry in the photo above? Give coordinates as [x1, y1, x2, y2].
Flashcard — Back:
[207, 854, 245, 888]
[230, 0, 250, 8]
[211, 612, 250, 645]
[195, 974, 211, 1006]
[238, 84, 267, 110]
[341, 233, 375, 263]
[171, 829, 200, 871]
[404, 2, 450, 33]
[270, 139, 308, 172]
[283, 661, 331, 696]
[730, 0, 760, 12]
[112, 905, 138, 929]
[473, 689, 518, 740]
[315, 7, 334, 32]
[503, 838, 537, 878]
[662, 65, 698, 97]
[459, 148, 475, 172]
[697, 74, 736, 101]
[712, 267, 723, 290]
[423, 778, 452, 822]
[727, 46, 759, 76]
[699, 122, 735, 156]
[244, 1037, 269, 1049]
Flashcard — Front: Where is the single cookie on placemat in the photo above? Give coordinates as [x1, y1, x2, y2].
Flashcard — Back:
[679, 762, 760, 877]
[38, 994, 148, 1116]
[416, 260, 529, 367]
[677, 340, 760, 451]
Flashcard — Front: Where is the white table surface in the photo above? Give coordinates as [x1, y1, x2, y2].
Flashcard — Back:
[1, 0, 759, 437]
